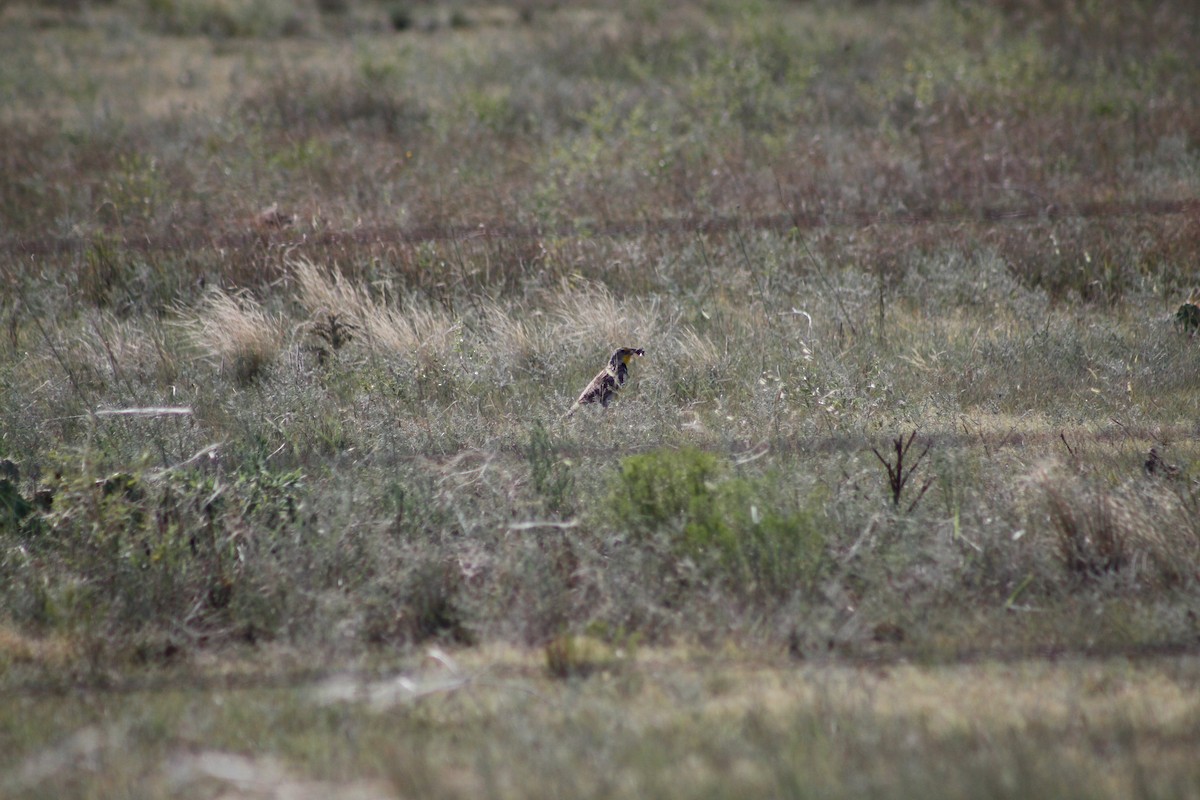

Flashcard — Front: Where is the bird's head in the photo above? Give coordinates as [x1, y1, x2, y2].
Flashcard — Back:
[610, 347, 645, 369]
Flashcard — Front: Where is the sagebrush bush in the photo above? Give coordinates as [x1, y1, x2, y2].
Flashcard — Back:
[0, 478, 36, 537]
[611, 448, 828, 598]
[361, 554, 473, 646]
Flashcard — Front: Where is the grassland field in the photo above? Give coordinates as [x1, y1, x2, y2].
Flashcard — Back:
[1, 0, 1200, 797]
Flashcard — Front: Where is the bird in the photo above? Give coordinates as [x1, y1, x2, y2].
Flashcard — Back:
[1144, 447, 1180, 479]
[564, 347, 645, 418]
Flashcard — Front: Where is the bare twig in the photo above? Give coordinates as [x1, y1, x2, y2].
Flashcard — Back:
[507, 519, 580, 532]
[1059, 432, 1078, 462]
[777, 308, 814, 337]
[871, 430, 932, 509]
[733, 441, 770, 465]
[148, 443, 221, 480]
[95, 407, 193, 416]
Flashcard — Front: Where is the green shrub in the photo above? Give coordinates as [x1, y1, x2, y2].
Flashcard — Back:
[710, 477, 828, 597]
[1174, 299, 1200, 334]
[544, 633, 629, 679]
[612, 447, 724, 535]
[0, 452, 311, 645]
[610, 448, 828, 598]
[0, 478, 34, 534]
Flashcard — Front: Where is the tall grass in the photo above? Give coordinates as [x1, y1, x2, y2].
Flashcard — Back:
[176, 288, 283, 384]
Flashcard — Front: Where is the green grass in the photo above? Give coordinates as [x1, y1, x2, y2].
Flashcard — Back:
[2, 0, 1200, 795]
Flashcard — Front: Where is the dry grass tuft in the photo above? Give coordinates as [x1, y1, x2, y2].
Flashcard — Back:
[1034, 466, 1200, 586]
[291, 256, 366, 322]
[0, 626, 77, 671]
[1043, 475, 1129, 576]
[361, 303, 459, 367]
[676, 327, 721, 371]
[177, 288, 283, 384]
[481, 301, 557, 382]
[484, 301, 550, 362]
[73, 315, 177, 389]
[550, 282, 659, 352]
[291, 256, 459, 366]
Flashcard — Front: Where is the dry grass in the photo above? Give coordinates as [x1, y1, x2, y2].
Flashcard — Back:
[549, 281, 661, 353]
[292, 256, 460, 366]
[1034, 464, 1200, 586]
[292, 257, 704, 413]
[176, 288, 283, 384]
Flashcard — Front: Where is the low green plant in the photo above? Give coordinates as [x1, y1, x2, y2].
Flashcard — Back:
[1173, 297, 1200, 334]
[611, 448, 827, 597]
[0, 478, 34, 534]
[0, 447, 316, 649]
[99, 153, 166, 228]
[612, 447, 724, 533]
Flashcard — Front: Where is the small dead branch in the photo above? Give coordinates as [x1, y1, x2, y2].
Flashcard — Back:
[148, 443, 221, 480]
[733, 441, 770, 465]
[506, 519, 580, 532]
[1059, 431, 1085, 472]
[1059, 432, 1076, 458]
[960, 417, 991, 458]
[871, 430, 933, 511]
[94, 407, 193, 417]
[308, 311, 359, 365]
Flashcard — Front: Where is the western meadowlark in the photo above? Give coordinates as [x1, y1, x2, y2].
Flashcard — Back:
[564, 347, 645, 418]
